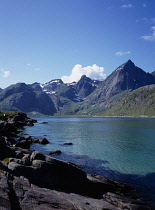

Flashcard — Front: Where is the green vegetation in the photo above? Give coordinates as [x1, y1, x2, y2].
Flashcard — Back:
[2, 157, 10, 164]
[102, 85, 155, 117]
[0, 111, 21, 120]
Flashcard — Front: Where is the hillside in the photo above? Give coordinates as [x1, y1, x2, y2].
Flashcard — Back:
[0, 83, 56, 115]
[103, 84, 155, 117]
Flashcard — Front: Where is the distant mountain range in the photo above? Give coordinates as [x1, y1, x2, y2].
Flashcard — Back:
[0, 60, 155, 117]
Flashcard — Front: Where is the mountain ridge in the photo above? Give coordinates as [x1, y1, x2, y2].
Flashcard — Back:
[0, 60, 155, 116]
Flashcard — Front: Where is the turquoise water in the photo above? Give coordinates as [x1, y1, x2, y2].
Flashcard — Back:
[24, 117, 155, 204]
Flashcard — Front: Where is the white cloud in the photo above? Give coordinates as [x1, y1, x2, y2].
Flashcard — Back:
[121, 4, 133, 8]
[61, 64, 106, 83]
[0, 69, 11, 78]
[115, 51, 131, 56]
[141, 26, 155, 41]
[26, 63, 31, 66]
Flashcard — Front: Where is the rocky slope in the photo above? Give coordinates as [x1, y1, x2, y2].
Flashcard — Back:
[84, 60, 155, 107]
[102, 84, 155, 117]
[0, 113, 153, 209]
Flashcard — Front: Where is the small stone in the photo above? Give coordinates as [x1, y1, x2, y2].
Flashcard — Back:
[63, 142, 73, 145]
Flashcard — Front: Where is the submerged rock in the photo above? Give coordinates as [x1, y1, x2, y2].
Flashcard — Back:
[49, 150, 62, 155]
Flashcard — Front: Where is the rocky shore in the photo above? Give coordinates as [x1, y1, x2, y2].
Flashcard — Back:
[0, 112, 154, 209]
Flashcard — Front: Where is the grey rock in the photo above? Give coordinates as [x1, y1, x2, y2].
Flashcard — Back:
[15, 140, 31, 149]
[49, 150, 62, 155]
[9, 158, 22, 165]
[22, 154, 31, 166]
[31, 138, 39, 143]
[8, 162, 34, 179]
[0, 172, 11, 210]
[103, 192, 152, 210]
[30, 151, 46, 161]
[38, 137, 49, 144]
[0, 135, 13, 159]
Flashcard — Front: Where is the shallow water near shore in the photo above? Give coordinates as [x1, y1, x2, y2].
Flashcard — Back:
[24, 117, 155, 204]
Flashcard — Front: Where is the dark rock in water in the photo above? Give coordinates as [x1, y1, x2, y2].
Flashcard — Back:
[39, 121, 48, 124]
[32, 138, 39, 143]
[26, 121, 34, 126]
[18, 136, 26, 141]
[63, 142, 73, 145]
[38, 137, 49, 144]
[49, 150, 62, 155]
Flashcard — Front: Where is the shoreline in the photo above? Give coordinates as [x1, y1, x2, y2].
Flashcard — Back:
[0, 112, 154, 209]
[28, 112, 155, 119]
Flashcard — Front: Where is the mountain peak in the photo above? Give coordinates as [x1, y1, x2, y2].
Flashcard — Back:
[115, 60, 135, 72]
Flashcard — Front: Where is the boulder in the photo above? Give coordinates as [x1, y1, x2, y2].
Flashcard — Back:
[31, 138, 39, 143]
[26, 121, 34, 126]
[30, 151, 46, 162]
[22, 154, 31, 166]
[12, 148, 32, 159]
[0, 135, 13, 159]
[49, 150, 62, 155]
[39, 122, 48, 124]
[31, 158, 88, 193]
[15, 140, 30, 149]
[38, 137, 49, 144]
[9, 158, 22, 165]
[8, 162, 34, 179]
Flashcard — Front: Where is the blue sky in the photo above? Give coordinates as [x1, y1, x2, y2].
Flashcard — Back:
[0, 0, 155, 88]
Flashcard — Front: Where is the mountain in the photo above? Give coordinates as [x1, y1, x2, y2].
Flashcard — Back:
[75, 75, 101, 99]
[0, 83, 56, 115]
[1, 60, 155, 116]
[68, 60, 155, 116]
[86, 60, 155, 105]
[103, 84, 155, 117]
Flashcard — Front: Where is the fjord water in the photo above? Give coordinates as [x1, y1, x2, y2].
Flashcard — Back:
[25, 117, 155, 204]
